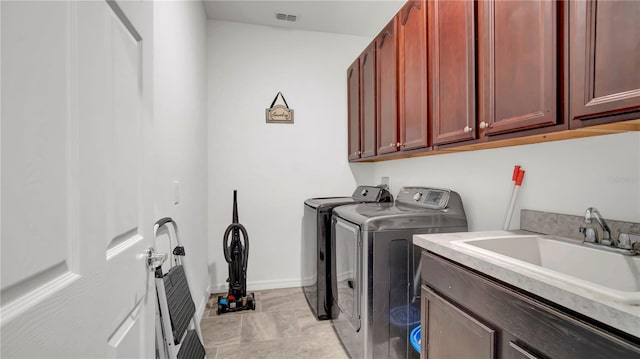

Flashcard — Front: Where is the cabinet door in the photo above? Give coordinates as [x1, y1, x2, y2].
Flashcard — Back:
[361, 43, 377, 159]
[398, 0, 428, 151]
[478, 0, 558, 135]
[569, 0, 640, 128]
[376, 18, 399, 155]
[422, 286, 495, 359]
[429, 0, 476, 146]
[508, 342, 543, 359]
[347, 58, 361, 161]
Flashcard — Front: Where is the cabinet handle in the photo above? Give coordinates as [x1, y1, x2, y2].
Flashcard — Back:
[358, 151, 361, 155]
[398, 142, 402, 148]
[390, 143, 395, 147]
[479, 121, 489, 129]
[463, 126, 472, 133]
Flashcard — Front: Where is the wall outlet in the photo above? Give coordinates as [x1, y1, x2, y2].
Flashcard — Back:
[173, 181, 180, 205]
[381, 176, 390, 188]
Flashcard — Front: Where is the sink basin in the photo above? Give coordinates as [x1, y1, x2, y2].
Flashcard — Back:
[452, 235, 640, 305]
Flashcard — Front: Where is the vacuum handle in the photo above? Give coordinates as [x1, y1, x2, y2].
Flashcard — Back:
[232, 190, 239, 223]
[223, 223, 249, 265]
[155, 217, 173, 228]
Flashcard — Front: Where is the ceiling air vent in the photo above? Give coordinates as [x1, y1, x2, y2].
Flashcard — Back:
[275, 13, 298, 22]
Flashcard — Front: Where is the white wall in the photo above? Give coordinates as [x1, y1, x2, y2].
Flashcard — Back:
[206, 20, 640, 292]
[207, 20, 371, 291]
[153, 1, 209, 316]
[352, 132, 640, 230]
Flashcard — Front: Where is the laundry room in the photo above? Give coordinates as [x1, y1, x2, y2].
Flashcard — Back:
[1, 0, 639, 358]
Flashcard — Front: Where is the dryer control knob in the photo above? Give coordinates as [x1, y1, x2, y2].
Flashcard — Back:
[413, 192, 423, 202]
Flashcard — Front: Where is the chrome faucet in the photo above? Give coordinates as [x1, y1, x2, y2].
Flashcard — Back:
[579, 207, 640, 255]
[584, 207, 613, 244]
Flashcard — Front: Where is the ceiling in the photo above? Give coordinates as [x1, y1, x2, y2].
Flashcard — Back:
[202, 0, 406, 37]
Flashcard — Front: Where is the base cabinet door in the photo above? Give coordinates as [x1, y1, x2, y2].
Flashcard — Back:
[508, 341, 544, 359]
[569, 0, 640, 127]
[421, 286, 495, 359]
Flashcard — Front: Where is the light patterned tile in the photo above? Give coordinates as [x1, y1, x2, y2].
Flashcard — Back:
[259, 287, 303, 300]
[240, 310, 300, 343]
[294, 307, 331, 332]
[216, 339, 285, 359]
[200, 315, 242, 347]
[204, 346, 217, 359]
[261, 288, 308, 312]
[201, 287, 346, 359]
[282, 325, 348, 359]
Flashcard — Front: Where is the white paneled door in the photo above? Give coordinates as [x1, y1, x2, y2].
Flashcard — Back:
[1, 1, 155, 357]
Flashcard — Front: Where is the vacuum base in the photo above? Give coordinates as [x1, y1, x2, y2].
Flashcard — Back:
[217, 293, 256, 315]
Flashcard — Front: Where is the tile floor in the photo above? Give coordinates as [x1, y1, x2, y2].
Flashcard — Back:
[201, 287, 349, 359]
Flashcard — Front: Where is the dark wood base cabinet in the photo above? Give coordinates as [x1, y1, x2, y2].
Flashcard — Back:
[420, 252, 640, 359]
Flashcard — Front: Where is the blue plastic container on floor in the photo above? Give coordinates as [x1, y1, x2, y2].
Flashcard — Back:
[410, 325, 421, 353]
[389, 305, 421, 327]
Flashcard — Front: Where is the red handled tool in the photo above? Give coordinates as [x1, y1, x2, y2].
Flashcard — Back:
[503, 165, 526, 230]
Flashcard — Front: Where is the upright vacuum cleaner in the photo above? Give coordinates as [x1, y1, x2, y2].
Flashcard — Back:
[217, 190, 256, 314]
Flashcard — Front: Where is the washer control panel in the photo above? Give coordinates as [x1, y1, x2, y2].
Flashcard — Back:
[351, 185, 394, 203]
[397, 187, 451, 209]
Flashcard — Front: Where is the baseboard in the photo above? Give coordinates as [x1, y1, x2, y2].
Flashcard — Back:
[210, 278, 303, 294]
[195, 284, 212, 322]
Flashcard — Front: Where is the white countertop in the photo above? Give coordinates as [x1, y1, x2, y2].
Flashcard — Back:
[413, 230, 640, 338]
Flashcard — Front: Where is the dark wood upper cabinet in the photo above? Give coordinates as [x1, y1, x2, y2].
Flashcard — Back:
[569, 0, 640, 128]
[347, 58, 361, 161]
[347, 0, 638, 162]
[347, 45, 377, 161]
[398, 0, 429, 151]
[360, 43, 377, 158]
[429, 0, 476, 146]
[376, 17, 399, 155]
[478, 0, 559, 135]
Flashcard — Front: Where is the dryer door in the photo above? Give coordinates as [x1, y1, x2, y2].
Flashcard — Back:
[302, 204, 319, 317]
[333, 217, 362, 331]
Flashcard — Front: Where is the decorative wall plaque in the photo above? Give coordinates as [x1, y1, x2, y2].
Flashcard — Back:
[266, 92, 294, 123]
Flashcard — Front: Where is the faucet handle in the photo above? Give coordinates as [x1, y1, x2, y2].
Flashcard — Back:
[579, 227, 597, 243]
[618, 233, 640, 250]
